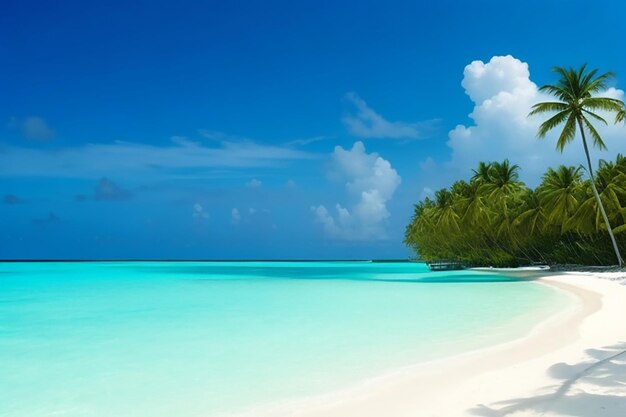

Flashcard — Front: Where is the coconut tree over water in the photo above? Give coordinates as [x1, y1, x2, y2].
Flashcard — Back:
[529, 65, 626, 266]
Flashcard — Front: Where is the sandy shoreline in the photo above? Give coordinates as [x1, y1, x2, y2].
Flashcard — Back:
[244, 273, 626, 417]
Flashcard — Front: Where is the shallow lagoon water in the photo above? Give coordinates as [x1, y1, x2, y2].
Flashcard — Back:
[0, 261, 568, 416]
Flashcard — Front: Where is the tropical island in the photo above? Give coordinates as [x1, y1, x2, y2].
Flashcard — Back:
[405, 65, 626, 268]
[3, 1, 626, 416]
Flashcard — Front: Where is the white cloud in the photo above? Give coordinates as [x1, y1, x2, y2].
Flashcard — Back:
[312, 141, 401, 240]
[342, 92, 437, 139]
[245, 178, 262, 188]
[0, 138, 316, 179]
[284, 136, 328, 147]
[10, 116, 54, 140]
[193, 203, 209, 219]
[197, 130, 245, 142]
[461, 56, 534, 105]
[311, 205, 343, 237]
[444, 55, 626, 187]
[231, 208, 241, 224]
[170, 136, 200, 147]
[420, 187, 434, 200]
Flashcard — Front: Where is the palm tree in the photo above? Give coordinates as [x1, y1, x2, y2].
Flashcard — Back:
[529, 65, 626, 266]
[471, 161, 493, 184]
[571, 162, 626, 239]
[458, 180, 490, 226]
[537, 166, 583, 229]
[513, 190, 546, 235]
[573, 160, 626, 234]
[481, 160, 523, 196]
[433, 188, 461, 234]
[404, 200, 432, 256]
[513, 189, 554, 263]
[479, 160, 524, 217]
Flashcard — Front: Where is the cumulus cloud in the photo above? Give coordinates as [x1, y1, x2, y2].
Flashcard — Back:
[343, 92, 437, 139]
[94, 178, 132, 201]
[10, 116, 55, 140]
[245, 178, 262, 188]
[0, 138, 316, 179]
[444, 55, 626, 186]
[312, 141, 401, 240]
[231, 208, 241, 224]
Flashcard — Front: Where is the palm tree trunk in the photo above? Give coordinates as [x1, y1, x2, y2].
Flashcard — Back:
[577, 118, 624, 267]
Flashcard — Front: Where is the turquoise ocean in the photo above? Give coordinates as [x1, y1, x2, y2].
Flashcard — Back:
[0, 261, 568, 417]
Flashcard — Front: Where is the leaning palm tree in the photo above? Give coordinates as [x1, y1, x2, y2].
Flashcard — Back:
[529, 65, 626, 266]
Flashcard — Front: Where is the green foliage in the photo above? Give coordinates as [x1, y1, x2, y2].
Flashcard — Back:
[529, 64, 626, 266]
[404, 157, 626, 267]
[529, 65, 623, 151]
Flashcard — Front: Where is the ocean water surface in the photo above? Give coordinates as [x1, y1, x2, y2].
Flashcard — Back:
[0, 261, 569, 416]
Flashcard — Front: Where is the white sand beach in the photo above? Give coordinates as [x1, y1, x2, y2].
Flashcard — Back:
[253, 272, 626, 417]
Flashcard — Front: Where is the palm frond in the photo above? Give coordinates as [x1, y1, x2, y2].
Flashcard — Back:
[536, 109, 571, 137]
[556, 114, 577, 151]
[579, 67, 598, 91]
[613, 223, 626, 235]
[581, 116, 608, 150]
[528, 101, 568, 116]
[582, 71, 615, 95]
[559, 66, 579, 97]
[537, 84, 573, 102]
[581, 97, 624, 113]
[582, 109, 607, 125]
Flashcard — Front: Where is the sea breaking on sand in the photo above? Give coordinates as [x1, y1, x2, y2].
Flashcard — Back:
[240, 271, 626, 417]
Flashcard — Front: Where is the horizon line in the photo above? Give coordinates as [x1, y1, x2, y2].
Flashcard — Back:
[0, 258, 417, 263]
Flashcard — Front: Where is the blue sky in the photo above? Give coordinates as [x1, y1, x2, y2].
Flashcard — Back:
[2, 0, 626, 259]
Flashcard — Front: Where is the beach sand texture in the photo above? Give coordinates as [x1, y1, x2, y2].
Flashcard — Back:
[248, 273, 626, 417]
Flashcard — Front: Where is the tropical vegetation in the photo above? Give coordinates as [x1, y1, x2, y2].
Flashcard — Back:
[529, 64, 625, 266]
[404, 157, 626, 266]
[405, 65, 626, 266]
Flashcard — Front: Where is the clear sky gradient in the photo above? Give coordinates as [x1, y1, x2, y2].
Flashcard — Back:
[2, 0, 626, 259]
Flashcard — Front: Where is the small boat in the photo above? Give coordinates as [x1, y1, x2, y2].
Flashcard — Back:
[471, 265, 550, 272]
[470, 265, 550, 278]
[427, 260, 465, 271]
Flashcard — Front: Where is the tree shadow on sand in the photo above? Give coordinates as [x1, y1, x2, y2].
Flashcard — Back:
[470, 342, 626, 417]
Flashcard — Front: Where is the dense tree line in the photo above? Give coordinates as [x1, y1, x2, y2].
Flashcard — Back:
[404, 158, 626, 266]
[404, 65, 626, 266]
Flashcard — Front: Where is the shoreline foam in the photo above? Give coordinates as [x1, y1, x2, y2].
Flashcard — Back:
[241, 273, 626, 417]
